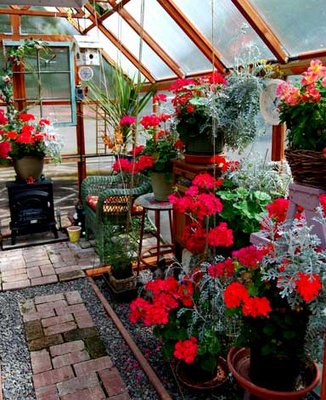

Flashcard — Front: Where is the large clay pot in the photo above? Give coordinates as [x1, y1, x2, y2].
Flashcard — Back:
[150, 171, 173, 202]
[227, 347, 320, 400]
[13, 156, 44, 182]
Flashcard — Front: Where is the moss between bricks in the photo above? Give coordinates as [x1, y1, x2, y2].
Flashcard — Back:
[29, 334, 63, 351]
[25, 320, 43, 341]
[63, 327, 98, 342]
[84, 335, 107, 359]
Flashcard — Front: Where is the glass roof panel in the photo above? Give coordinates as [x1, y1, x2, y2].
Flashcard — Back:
[250, 0, 326, 55]
[88, 27, 147, 81]
[70, 17, 93, 32]
[102, 14, 175, 80]
[125, 0, 213, 74]
[21, 15, 79, 35]
[173, 0, 275, 66]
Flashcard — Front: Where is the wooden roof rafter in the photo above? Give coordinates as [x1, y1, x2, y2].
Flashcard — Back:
[85, 4, 155, 83]
[231, 0, 288, 64]
[0, 7, 85, 18]
[100, 0, 184, 78]
[157, 0, 226, 73]
[82, 0, 131, 34]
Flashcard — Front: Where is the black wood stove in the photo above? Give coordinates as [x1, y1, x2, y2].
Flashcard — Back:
[6, 178, 58, 245]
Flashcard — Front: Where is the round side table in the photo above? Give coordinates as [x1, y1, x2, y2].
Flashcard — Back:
[134, 193, 174, 270]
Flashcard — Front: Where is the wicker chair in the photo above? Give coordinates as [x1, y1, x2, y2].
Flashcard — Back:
[81, 173, 151, 262]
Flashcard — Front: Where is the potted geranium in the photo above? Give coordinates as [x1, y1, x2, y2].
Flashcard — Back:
[0, 110, 63, 181]
[113, 113, 183, 201]
[169, 72, 227, 159]
[225, 214, 325, 397]
[276, 59, 326, 188]
[129, 264, 230, 388]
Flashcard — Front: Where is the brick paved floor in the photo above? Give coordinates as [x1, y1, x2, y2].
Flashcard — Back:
[21, 291, 130, 400]
[0, 240, 100, 291]
[0, 230, 173, 399]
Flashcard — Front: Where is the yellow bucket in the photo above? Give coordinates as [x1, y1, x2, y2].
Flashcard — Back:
[67, 226, 81, 243]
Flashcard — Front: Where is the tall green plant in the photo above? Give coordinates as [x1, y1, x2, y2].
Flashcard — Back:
[87, 65, 154, 151]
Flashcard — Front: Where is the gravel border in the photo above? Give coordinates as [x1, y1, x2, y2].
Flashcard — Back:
[0, 277, 320, 400]
[0, 278, 158, 400]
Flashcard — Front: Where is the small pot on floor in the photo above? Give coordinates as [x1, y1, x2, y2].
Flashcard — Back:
[107, 265, 137, 294]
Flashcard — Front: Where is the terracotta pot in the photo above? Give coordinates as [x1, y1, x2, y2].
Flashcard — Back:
[150, 171, 173, 202]
[227, 347, 320, 400]
[13, 156, 44, 182]
[175, 357, 228, 390]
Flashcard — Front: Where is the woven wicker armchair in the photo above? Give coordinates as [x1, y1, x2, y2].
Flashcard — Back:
[81, 173, 151, 262]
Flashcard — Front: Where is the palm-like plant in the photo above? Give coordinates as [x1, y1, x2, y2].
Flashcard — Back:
[87, 65, 154, 153]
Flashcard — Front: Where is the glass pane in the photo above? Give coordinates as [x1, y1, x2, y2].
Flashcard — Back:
[250, 0, 326, 54]
[25, 73, 39, 99]
[40, 73, 71, 99]
[89, 61, 115, 92]
[27, 104, 73, 126]
[41, 104, 73, 124]
[0, 13, 11, 33]
[24, 47, 70, 73]
[88, 27, 147, 81]
[21, 15, 79, 35]
[72, 17, 93, 31]
[103, 14, 174, 79]
[125, 0, 213, 74]
[41, 47, 70, 72]
[173, 0, 274, 66]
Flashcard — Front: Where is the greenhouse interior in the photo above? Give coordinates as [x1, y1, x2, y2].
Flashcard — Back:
[0, 1, 325, 399]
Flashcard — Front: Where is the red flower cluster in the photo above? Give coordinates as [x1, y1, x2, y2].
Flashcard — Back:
[232, 245, 269, 269]
[0, 111, 61, 162]
[207, 258, 235, 278]
[112, 154, 154, 174]
[140, 114, 161, 129]
[169, 171, 233, 254]
[169, 72, 226, 116]
[295, 272, 322, 302]
[129, 276, 194, 327]
[173, 337, 198, 364]
[119, 116, 136, 126]
[224, 281, 272, 318]
[138, 112, 182, 172]
[266, 198, 290, 223]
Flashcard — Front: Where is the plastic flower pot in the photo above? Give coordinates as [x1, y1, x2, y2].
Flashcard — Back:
[67, 226, 81, 243]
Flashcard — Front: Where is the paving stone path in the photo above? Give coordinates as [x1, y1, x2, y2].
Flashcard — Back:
[0, 241, 100, 291]
[20, 291, 130, 400]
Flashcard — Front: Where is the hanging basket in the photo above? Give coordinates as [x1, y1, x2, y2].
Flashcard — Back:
[285, 149, 326, 190]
